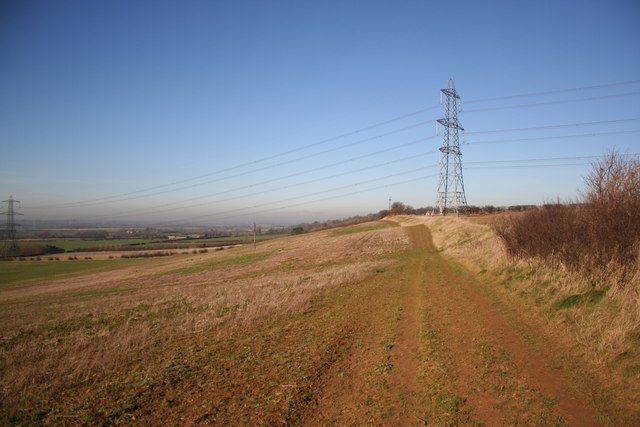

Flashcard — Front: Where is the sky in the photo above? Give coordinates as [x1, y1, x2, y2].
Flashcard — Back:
[1, 0, 639, 225]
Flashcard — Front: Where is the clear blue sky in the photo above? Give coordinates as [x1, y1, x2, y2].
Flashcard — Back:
[1, 0, 639, 225]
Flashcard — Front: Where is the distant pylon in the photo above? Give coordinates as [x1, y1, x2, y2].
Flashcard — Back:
[1, 195, 23, 257]
[435, 78, 468, 215]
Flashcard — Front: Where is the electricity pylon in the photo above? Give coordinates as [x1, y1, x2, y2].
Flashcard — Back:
[435, 78, 468, 215]
[1, 195, 22, 257]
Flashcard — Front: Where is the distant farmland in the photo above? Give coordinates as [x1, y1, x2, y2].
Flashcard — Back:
[18, 233, 285, 253]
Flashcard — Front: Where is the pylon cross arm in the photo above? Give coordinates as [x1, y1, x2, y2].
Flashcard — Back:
[441, 88, 460, 99]
[436, 118, 464, 130]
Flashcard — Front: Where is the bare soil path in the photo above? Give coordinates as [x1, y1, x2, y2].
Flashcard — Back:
[386, 235, 421, 419]
[415, 225, 597, 425]
[304, 224, 599, 425]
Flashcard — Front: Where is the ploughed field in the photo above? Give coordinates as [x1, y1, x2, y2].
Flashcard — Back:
[0, 219, 635, 424]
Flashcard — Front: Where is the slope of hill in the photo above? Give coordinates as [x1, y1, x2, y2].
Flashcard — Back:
[1, 218, 637, 424]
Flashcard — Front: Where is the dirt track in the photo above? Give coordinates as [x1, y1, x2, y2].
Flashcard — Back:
[305, 225, 597, 425]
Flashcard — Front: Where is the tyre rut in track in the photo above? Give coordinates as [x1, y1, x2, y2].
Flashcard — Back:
[303, 224, 598, 425]
[410, 224, 598, 425]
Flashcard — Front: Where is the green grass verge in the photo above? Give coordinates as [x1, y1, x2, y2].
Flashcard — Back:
[165, 252, 271, 275]
[553, 289, 606, 310]
[328, 221, 397, 236]
[0, 259, 147, 285]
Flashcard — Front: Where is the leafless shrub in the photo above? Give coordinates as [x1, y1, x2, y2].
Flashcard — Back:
[495, 151, 640, 285]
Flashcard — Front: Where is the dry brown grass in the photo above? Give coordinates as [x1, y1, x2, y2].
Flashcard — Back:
[0, 222, 409, 421]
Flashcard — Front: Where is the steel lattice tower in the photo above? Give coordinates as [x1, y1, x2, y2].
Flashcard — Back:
[435, 78, 468, 215]
[1, 195, 22, 257]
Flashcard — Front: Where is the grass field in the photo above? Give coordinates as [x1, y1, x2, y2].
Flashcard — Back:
[164, 252, 271, 275]
[0, 258, 149, 286]
[1, 219, 637, 424]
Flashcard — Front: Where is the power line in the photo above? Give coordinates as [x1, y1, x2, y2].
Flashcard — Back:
[32, 108, 442, 208]
[87, 149, 441, 219]
[465, 153, 639, 165]
[149, 153, 635, 224]
[464, 79, 640, 104]
[163, 173, 441, 225]
[33, 121, 438, 209]
[31, 118, 640, 211]
[167, 161, 611, 226]
[46, 155, 631, 226]
[29, 78, 640, 209]
[112, 123, 640, 211]
[465, 117, 640, 135]
[466, 129, 640, 146]
[87, 151, 636, 221]
[79, 139, 437, 217]
[66, 129, 640, 221]
[116, 166, 440, 223]
[462, 91, 640, 114]
[466, 162, 595, 170]
[47, 128, 640, 220]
